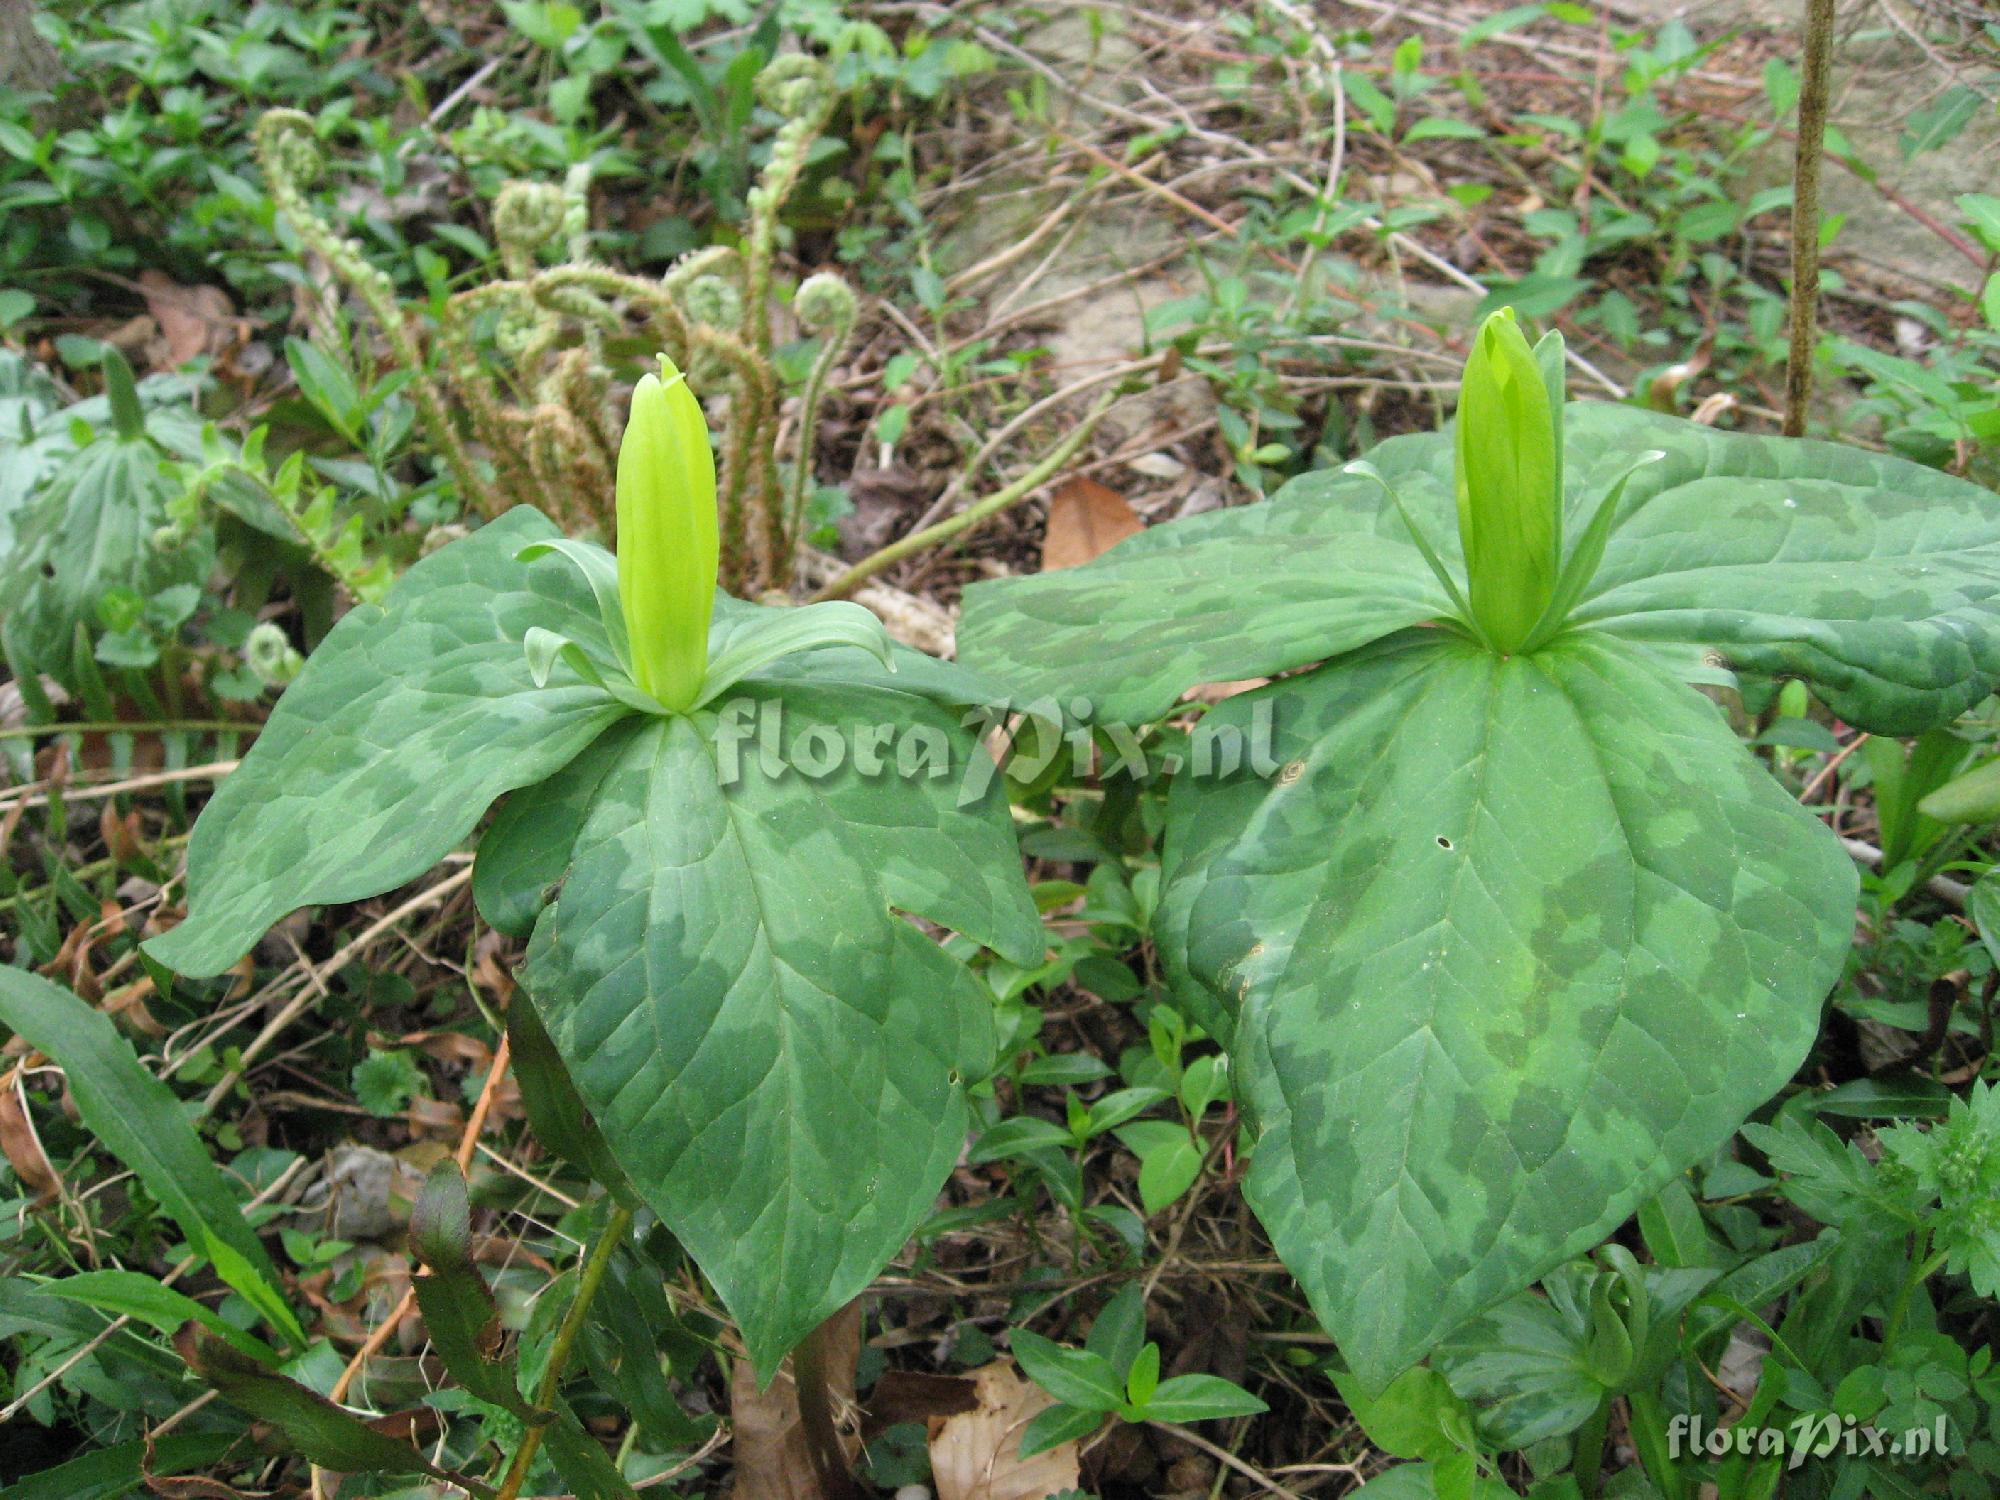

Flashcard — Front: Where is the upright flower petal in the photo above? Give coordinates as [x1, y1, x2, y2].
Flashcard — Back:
[616, 356, 719, 710]
[1455, 308, 1561, 654]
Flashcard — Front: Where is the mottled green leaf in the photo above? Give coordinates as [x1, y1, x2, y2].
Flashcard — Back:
[1156, 633, 1853, 1384]
[957, 530, 1452, 724]
[475, 719, 641, 940]
[145, 508, 629, 977]
[1435, 1262, 1611, 1449]
[1564, 406, 2000, 733]
[519, 683, 1043, 1379]
[964, 405, 2000, 735]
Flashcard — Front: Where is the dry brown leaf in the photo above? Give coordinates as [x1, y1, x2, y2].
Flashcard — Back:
[0, 1065, 61, 1202]
[731, 1302, 864, 1500]
[138, 270, 242, 371]
[927, 1360, 1082, 1500]
[1041, 476, 1142, 571]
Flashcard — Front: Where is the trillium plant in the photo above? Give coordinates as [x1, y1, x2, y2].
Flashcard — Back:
[146, 310, 2000, 1464]
[145, 357, 1045, 1399]
[958, 308, 2000, 1386]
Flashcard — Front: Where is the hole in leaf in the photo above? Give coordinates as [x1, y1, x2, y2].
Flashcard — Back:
[1436, 836, 1453, 850]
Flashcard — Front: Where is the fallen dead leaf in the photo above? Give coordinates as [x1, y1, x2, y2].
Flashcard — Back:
[731, 1302, 864, 1500]
[1041, 476, 1142, 571]
[927, 1360, 1082, 1500]
[138, 270, 244, 371]
[0, 1065, 60, 1202]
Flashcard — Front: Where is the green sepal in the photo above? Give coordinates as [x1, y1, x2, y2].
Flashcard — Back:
[694, 600, 895, 707]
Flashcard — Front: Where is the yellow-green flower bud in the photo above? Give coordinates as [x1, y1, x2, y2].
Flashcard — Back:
[617, 355, 718, 710]
[1455, 308, 1561, 654]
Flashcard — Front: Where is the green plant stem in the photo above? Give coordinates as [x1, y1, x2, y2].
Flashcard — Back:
[1784, 0, 1837, 438]
[493, 1203, 634, 1500]
[1573, 1392, 1613, 1500]
[809, 391, 1119, 603]
[1881, 1237, 1949, 1349]
[0, 719, 252, 740]
[792, 1315, 864, 1500]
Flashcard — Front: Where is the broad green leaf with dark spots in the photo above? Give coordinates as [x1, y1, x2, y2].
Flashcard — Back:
[964, 403, 2000, 732]
[1562, 406, 2000, 732]
[145, 507, 628, 977]
[959, 391, 2000, 1379]
[1154, 632, 1853, 1384]
[504, 983, 634, 1202]
[475, 719, 642, 940]
[520, 685, 1043, 1379]
[957, 533, 1453, 724]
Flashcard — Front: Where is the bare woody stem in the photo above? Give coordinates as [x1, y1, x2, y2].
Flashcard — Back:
[793, 1315, 866, 1500]
[810, 391, 1120, 603]
[1784, 0, 1838, 439]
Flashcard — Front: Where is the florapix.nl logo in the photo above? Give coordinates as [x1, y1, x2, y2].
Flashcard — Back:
[1667, 1412, 1951, 1470]
[707, 694, 1283, 805]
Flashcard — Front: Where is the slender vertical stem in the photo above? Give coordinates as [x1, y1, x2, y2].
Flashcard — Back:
[1573, 1392, 1613, 1500]
[793, 1315, 866, 1500]
[493, 1203, 634, 1500]
[1784, 0, 1838, 438]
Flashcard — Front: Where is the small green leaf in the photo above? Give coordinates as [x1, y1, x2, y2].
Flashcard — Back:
[1968, 869, 2000, 972]
[1125, 1342, 1160, 1408]
[1116, 1121, 1205, 1214]
[1018, 1401, 1104, 1457]
[1900, 85, 1981, 161]
[1959, 193, 2000, 253]
[1917, 755, 2000, 824]
[1011, 1329, 1125, 1412]
[1082, 1086, 1169, 1137]
[1334, 1367, 1471, 1462]
[1403, 117, 1484, 143]
[1085, 1284, 1148, 1376]
[351, 1047, 427, 1118]
[1139, 1372, 1267, 1423]
[969, 1116, 1080, 1163]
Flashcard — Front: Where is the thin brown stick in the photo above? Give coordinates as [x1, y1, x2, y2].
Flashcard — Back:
[1784, 0, 1838, 438]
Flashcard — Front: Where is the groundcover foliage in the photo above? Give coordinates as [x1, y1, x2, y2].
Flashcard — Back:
[959, 312, 2000, 1385]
